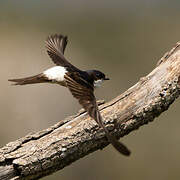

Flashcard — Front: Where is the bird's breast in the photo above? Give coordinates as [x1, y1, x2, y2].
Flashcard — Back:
[43, 66, 67, 82]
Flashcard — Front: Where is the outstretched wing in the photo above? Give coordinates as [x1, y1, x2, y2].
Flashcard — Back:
[64, 72, 96, 122]
[64, 73, 130, 156]
[45, 34, 79, 70]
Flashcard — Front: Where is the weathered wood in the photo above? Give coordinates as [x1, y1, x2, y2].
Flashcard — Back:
[1, 42, 180, 180]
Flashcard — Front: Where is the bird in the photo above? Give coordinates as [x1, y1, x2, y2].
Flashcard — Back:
[9, 34, 130, 156]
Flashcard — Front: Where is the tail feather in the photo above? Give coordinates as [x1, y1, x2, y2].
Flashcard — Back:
[8, 73, 49, 85]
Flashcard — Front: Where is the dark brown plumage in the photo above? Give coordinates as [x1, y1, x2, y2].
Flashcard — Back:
[45, 34, 79, 71]
[64, 72, 130, 156]
[8, 74, 48, 85]
[9, 34, 130, 156]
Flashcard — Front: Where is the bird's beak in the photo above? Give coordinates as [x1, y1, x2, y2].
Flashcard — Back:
[104, 77, 110, 80]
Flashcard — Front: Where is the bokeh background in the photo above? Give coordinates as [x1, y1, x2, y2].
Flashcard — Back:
[1, 0, 180, 180]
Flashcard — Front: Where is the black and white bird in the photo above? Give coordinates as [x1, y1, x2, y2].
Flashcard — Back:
[9, 34, 130, 156]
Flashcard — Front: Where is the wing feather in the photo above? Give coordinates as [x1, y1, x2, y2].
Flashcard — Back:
[64, 73, 130, 156]
[45, 34, 79, 70]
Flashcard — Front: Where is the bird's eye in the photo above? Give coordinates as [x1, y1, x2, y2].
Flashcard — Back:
[97, 73, 102, 78]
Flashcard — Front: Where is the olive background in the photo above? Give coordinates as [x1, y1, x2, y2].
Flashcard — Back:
[1, 1, 180, 180]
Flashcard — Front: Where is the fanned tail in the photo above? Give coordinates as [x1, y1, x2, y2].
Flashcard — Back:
[8, 73, 48, 85]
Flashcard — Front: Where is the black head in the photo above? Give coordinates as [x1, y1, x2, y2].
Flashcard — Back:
[86, 70, 110, 81]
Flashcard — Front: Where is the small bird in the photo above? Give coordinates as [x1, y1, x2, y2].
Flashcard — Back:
[9, 34, 130, 156]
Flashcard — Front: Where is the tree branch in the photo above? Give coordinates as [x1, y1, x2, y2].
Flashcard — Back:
[1, 42, 180, 180]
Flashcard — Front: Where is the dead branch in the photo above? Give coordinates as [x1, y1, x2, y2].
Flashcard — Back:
[1, 42, 180, 180]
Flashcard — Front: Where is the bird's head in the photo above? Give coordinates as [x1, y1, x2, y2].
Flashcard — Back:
[87, 70, 110, 87]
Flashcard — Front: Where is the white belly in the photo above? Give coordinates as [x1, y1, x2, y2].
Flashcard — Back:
[43, 66, 67, 82]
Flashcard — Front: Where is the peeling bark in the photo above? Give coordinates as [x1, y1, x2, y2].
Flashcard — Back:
[0, 42, 180, 180]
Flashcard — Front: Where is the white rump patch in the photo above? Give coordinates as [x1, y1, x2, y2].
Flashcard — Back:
[43, 66, 67, 82]
[94, 79, 103, 87]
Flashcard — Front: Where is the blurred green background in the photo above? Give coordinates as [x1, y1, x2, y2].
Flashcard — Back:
[1, 0, 180, 180]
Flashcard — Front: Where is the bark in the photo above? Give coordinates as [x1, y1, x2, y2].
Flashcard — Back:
[1, 42, 180, 180]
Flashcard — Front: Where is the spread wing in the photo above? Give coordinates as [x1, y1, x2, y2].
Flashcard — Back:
[45, 34, 79, 70]
[64, 73, 130, 156]
[64, 72, 95, 117]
